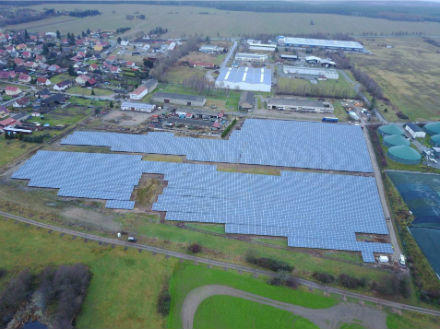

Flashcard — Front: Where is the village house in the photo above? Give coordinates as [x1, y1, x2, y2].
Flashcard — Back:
[5, 86, 22, 96]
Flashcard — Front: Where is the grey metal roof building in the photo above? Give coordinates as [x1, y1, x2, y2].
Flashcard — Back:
[12, 150, 391, 262]
[152, 92, 206, 106]
[235, 52, 268, 63]
[215, 67, 272, 92]
[283, 66, 339, 80]
[267, 98, 334, 113]
[278, 36, 365, 52]
[61, 119, 373, 172]
[121, 101, 156, 113]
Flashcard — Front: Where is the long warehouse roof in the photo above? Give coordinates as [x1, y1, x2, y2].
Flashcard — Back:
[278, 36, 364, 50]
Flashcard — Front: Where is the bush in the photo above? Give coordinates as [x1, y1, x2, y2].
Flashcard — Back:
[371, 273, 410, 298]
[246, 251, 293, 272]
[337, 274, 366, 289]
[312, 272, 335, 284]
[188, 243, 202, 254]
[268, 271, 299, 288]
[221, 119, 237, 138]
[0, 268, 7, 279]
[0, 270, 34, 328]
[157, 287, 171, 316]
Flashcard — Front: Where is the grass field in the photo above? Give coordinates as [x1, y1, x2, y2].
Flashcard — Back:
[0, 218, 178, 329]
[349, 38, 440, 121]
[194, 295, 319, 329]
[31, 106, 92, 127]
[167, 262, 338, 329]
[67, 86, 114, 96]
[0, 138, 36, 168]
[276, 76, 357, 99]
[164, 66, 205, 85]
[6, 4, 440, 36]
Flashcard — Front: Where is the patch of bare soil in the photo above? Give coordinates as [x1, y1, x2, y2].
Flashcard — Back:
[62, 207, 121, 232]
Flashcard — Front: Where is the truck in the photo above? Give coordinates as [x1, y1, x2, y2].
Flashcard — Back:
[322, 117, 338, 123]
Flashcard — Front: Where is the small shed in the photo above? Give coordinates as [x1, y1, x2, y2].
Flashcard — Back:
[239, 91, 255, 112]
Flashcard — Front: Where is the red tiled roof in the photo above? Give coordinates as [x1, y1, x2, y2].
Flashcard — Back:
[0, 117, 16, 127]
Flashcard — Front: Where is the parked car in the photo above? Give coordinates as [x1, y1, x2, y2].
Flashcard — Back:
[127, 236, 137, 243]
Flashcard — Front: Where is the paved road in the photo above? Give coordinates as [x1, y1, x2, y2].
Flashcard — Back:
[221, 40, 237, 69]
[181, 285, 387, 329]
[1, 210, 440, 317]
[361, 120, 402, 262]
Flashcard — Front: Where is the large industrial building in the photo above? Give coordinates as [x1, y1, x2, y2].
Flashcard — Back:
[248, 43, 277, 52]
[215, 67, 272, 92]
[278, 36, 365, 52]
[121, 101, 156, 113]
[235, 52, 268, 63]
[152, 92, 206, 106]
[283, 66, 339, 80]
[267, 98, 334, 113]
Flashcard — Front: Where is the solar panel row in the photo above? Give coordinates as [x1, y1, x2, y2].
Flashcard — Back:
[61, 119, 373, 173]
[12, 150, 391, 262]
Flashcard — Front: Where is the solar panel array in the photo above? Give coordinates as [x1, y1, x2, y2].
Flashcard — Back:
[12, 150, 391, 262]
[61, 119, 373, 173]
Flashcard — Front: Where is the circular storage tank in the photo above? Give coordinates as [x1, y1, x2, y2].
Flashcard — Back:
[424, 122, 440, 135]
[383, 134, 410, 147]
[431, 134, 440, 146]
[378, 124, 404, 136]
[387, 145, 421, 165]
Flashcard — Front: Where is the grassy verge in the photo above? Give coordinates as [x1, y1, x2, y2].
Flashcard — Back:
[0, 218, 178, 329]
[142, 154, 184, 163]
[167, 262, 338, 329]
[194, 295, 318, 329]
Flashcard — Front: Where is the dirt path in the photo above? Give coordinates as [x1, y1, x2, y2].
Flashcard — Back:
[181, 284, 387, 329]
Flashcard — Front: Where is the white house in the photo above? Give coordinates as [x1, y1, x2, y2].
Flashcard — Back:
[129, 79, 158, 100]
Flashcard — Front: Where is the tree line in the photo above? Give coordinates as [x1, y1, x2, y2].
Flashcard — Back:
[149, 36, 202, 81]
[68, 9, 101, 17]
[0, 264, 91, 329]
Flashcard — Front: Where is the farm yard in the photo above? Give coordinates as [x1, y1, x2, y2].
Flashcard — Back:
[349, 38, 440, 121]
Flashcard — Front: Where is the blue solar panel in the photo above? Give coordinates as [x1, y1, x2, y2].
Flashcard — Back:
[12, 150, 391, 262]
[61, 119, 373, 173]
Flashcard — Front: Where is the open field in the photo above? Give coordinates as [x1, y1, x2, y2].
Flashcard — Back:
[194, 295, 318, 329]
[276, 76, 357, 99]
[349, 38, 440, 121]
[167, 262, 338, 329]
[0, 218, 178, 329]
[5, 4, 440, 36]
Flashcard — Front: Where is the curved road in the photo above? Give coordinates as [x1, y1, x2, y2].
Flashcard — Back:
[1, 210, 440, 317]
[181, 285, 387, 329]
